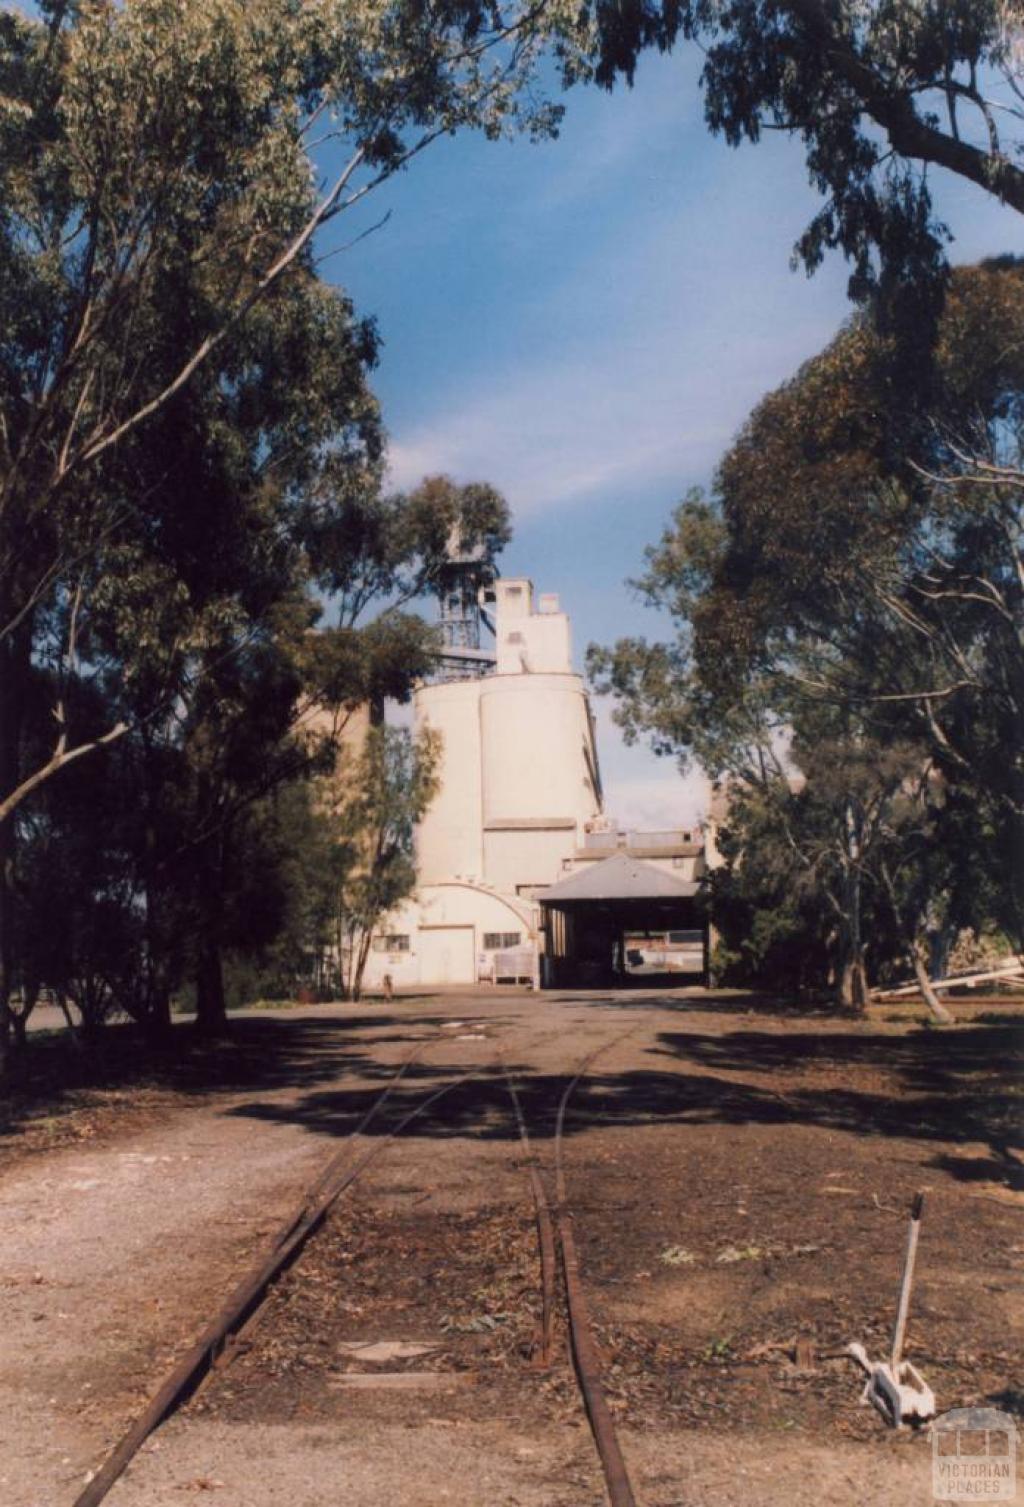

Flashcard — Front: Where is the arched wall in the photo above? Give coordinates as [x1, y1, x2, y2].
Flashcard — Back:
[360, 883, 535, 989]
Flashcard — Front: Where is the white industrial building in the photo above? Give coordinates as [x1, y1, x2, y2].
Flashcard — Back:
[360, 571, 709, 990]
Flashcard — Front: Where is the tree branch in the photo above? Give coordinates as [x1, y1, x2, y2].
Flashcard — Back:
[0, 720, 130, 825]
[783, 0, 1024, 213]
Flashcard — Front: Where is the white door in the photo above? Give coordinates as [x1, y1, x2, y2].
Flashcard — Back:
[418, 927, 475, 985]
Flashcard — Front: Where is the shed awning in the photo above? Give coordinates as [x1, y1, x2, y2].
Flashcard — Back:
[540, 852, 699, 904]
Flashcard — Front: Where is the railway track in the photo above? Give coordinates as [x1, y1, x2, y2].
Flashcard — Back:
[504, 1028, 643, 1507]
[72, 1020, 645, 1507]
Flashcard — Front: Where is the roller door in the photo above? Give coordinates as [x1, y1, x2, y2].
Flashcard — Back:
[417, 926, 475, 985]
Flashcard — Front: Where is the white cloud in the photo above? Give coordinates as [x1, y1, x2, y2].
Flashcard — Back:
[587, 698, 709, 829]
[383, 276, 837, 518]
[603, 769, 709, 830]
[385, 353, 725, 513]
[382, 171, 852, 516]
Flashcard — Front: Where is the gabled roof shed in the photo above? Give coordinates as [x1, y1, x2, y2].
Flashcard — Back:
[539, 853, 706, 987]
[540, 851, 699, 904]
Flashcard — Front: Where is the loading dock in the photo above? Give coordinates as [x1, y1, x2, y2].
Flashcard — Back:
[539, 851, 708, 988]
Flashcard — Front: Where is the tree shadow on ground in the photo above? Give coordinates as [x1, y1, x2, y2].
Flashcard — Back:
[224, 1019, 1022, 1194]
[650, 1022, 1023, 1086]
[987, 1385, 1024, 1420]
[0, 1011, 513, 1142]
[558, 987, 854, 1018]
[650, 1025, 1023, 1172]
[644, 1025, 1023, 1185]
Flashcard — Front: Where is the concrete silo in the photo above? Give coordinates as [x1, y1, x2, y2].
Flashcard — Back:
[415, 577, 602, 895]
[361, 576, 603, 989]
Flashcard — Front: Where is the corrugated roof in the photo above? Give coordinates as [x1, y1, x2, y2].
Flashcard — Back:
[540, 852, 700, 903]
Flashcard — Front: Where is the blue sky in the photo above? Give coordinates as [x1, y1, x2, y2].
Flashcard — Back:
[325, 49, 1024, 830]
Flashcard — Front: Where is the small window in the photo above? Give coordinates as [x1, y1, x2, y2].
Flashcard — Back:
[372, 934, 410, 952]
[505, 585, 523, 598]
[483, 931, 521, 950]
[507, 631, 524, 644]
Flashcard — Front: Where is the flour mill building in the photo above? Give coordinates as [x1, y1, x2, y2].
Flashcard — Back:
[360, 562, 711, 990]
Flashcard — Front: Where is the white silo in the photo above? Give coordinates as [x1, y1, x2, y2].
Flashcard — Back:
[414, 577, 602, 897]
[413, 676, 485, 884]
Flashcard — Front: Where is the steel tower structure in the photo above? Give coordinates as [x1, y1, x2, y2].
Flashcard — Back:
[434, 531, 496, 682]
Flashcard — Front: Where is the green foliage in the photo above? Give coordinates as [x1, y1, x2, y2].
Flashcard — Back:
[584, 0, 1023, 308]
[2, 0, 534, 1061]
[707, 828, 832, 997]
[0, 0, 575, 827]
[703, 734, 922, 1001]
[15, 772, 131, 1037]
[324, 724, 442, 1002]
[591, 258, 1024, 1002]
[306, 471, 511, 630]
[5, 452, 509, 1043]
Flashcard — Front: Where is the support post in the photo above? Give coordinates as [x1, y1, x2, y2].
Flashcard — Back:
[891, 1192, 925, 1371]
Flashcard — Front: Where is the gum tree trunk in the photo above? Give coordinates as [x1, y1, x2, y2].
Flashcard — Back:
[878, 860, 954, 1024]
[0, 606, 29, 1078]
[195, 939, 227, 1035]
[910, 945, 954, 1024]
[836, 802, 870, 1011]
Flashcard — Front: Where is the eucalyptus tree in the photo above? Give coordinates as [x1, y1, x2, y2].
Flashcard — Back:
[0, 0, 585, 824]
[326, 724, 441, 1003]
[590, 258, 1024, 1002]
[2, 0, 549, 1060]
[586, 0, 1024, 303]
[691, 259, 1024, 949]
[0, 224, 385, 1055]
[702, 732, 962, 1015]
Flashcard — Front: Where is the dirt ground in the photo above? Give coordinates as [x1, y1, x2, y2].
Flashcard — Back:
[0, 988, 1021, 1507]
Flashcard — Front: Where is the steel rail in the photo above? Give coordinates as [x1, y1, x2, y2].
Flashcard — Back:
[501, 1061, 558, 1369]
[268, 1036, 430, 1252]
[552, 1027, 641, 1207]
[188, 1037, 437, 1395]
[553, 1030, 642, 1507]
[72, 1044, 485, 1507]
[72, 1019, 643, 1507]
